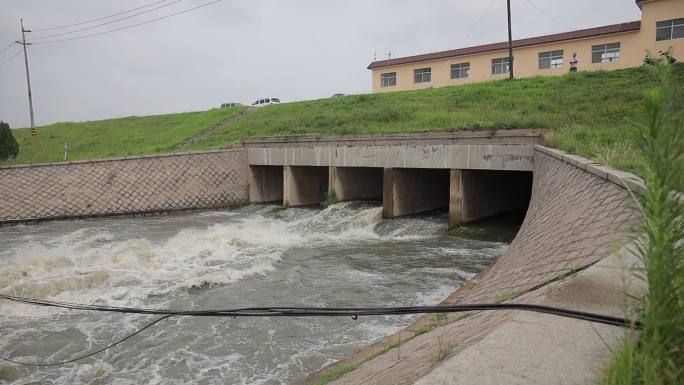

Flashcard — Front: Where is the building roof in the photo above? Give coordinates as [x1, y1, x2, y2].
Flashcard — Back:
[367, 21, 641, 70]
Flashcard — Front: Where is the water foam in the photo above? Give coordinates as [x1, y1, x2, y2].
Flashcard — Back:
[0, 202, 508, 385]
[0, 202, 419, 313]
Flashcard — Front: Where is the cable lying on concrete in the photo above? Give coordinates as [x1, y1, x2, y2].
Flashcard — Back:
[0, 293, 642, 367]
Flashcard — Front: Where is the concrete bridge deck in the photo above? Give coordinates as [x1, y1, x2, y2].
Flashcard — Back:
[245, 129, 543, 171]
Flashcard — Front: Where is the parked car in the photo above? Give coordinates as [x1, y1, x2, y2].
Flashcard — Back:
[220, 102, 242, 108]
[252, 98, 280, 107]
[331, 93, 346, 98]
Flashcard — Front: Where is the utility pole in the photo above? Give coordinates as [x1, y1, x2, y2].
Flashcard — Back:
[507, 0, 514, 79]
[17, 18, 36, 135]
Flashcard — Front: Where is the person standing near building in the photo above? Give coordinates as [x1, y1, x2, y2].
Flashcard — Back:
[570, 52, 579, 72]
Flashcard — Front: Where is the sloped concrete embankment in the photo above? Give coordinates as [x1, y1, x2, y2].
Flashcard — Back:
[0, 150, 249, 224]
[314, 145, 644, 385]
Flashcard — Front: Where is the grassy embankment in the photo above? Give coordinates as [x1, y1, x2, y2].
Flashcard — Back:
[4, 65, 683, 181]
[3, 107, 246, 164]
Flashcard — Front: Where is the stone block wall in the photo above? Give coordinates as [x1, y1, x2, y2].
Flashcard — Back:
[0, 150, 249, 223]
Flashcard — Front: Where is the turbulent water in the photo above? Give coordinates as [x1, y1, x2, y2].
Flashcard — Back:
[0, 202, 506, 384]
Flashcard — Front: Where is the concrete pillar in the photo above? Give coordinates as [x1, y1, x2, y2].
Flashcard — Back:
[449, 169, 533, 226]
[329, 167, 383, 202]
[283, 166, 329, 207]
[383, 168, 450, 219]
[249, 166, 283, 203]
[449, 170, 464, 226]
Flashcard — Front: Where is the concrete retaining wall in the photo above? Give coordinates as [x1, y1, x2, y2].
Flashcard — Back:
[0, 150, 249, 223]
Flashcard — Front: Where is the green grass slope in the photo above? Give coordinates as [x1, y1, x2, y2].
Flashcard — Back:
[4, 106, 246, 164]
[4, 65, 683, 177]
[184, 65, 683, 175]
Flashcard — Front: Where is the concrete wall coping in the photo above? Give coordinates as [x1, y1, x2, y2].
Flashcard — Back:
[0, 148, 244, 170]
[243, 129, 545, 147]
[534, 145, 646, 195]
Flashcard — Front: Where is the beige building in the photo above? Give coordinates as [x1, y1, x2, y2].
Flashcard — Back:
[369, 0, 684, 92]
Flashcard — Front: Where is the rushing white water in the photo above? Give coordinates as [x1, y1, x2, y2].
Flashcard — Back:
[0, 202, 506, 384]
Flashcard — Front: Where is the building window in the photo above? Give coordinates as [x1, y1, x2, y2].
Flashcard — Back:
[414, 68, 431, 83]
[538, 50, 564, 69]
[656, 18, 684, 41]
[381, 72, 396, 87]
[491, 57, 510, 75]
[451, 62, 470, 79]
[592, 43, 621, 63]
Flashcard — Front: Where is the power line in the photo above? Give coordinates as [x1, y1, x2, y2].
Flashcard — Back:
[457, 0, 498, 48]
[524, 0, 575, 32]
[0, 49, 22, 68]
[30, 0, 185, 41]
[0, 42, 16, 56]
[30, 0, 225, 45]
[31, 0, 175, 32]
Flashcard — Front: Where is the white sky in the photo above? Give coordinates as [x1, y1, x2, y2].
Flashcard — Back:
[0, 0, 642, 128]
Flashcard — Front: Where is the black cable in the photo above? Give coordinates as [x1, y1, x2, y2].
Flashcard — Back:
[0, 315, 172, 367]
[30, 0, 225, 45]
[0, 49, 23, 69]
[0, 293, 642, 367]
[0, 293, 642, 329]
[30, 0, 185, 41]
[31, 0, 175, 32]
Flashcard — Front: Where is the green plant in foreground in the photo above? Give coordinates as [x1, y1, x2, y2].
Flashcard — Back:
[601, 61, 684, 385]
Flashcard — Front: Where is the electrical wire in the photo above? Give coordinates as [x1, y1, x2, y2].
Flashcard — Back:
[0, 293, 642, 367]
[457, 0, 498, 48]
[31, 0, 175, 32]
[524, 0, 576, 32]
[0, 49, 23, 69]
[0, 42, 16, 56]
[30, 0, 224, 45]
[0, 315, 172, 367]
[0, 293, 641, 328]
[30, 0, 185, 41]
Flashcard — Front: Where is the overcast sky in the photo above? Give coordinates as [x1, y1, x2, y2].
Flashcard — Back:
[0, 0, 641, 128]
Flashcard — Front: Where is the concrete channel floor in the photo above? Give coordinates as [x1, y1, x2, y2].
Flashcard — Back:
[414, 249, 645, 385]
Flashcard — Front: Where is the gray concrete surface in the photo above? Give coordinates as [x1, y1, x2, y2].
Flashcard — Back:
[329, 167, 383, 202]
[383, 168, 450, 218]
[249, 165, 283, 203]
[245, 130, 542, 171]
[414, 249, 645, 385]
[283, 165, 329, 207]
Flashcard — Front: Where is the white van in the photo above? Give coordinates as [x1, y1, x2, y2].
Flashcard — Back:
[252, 98, 280, 107]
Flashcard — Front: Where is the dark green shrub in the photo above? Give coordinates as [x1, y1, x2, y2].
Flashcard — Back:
[0, 121, 19, 161]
